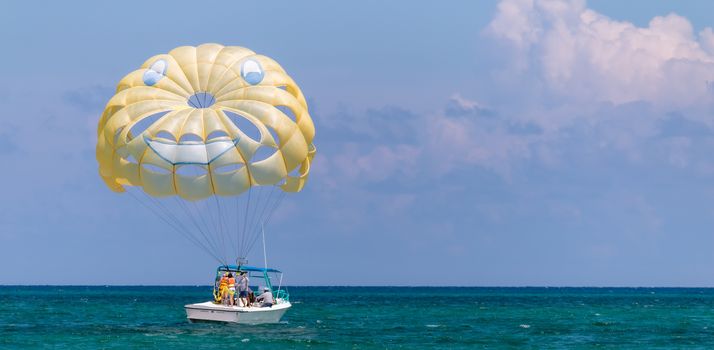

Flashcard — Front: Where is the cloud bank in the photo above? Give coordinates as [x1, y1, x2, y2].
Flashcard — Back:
[488, 0, 714, 108]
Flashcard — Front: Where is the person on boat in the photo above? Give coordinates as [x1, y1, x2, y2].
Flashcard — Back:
[237, 271, 250, 307]
[248, 288, 256, 307]
[226, 273, 237, 306]
[217, 272, 229, 305]
[256, 287, 274, 307]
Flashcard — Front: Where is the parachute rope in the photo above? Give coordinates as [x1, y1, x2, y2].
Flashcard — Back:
[126, 189, 223, 263]
[127, 183, 289, 264]
[242, 186, 263, 258]
[239, 187, 253, 258]
[189, 198, 221, 258]
[175, 197, 226, 264]
[245, 186, 277, 256]
[245, 190, 287, 255]
[212, 195, 228, 263]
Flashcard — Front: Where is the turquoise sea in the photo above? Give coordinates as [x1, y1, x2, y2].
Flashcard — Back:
[2, 287, 714, 349]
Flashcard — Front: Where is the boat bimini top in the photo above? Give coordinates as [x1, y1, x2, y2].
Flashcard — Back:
[217, 265, 282, 273]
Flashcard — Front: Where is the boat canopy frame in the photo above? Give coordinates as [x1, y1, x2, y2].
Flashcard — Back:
[217, 265, 282, 273]
[213, 264, 288, 302]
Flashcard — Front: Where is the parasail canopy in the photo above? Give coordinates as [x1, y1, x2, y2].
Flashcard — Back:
[96, 44, 316, 264]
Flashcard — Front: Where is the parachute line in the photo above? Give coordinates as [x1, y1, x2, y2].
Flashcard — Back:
[239, 187, 253, 258]
[212, 195, 229, 261]
[245, 190, 287, 255]
[126, 186, 289, 264]
[245, 186, 276, 255]
[174, 197, 226, 265]
[126, 190, 223, 263]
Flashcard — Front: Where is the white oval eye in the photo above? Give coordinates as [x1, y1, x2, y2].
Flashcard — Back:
[241, 59, 264, 85]
[143, 59, 167, 86]
[150, 60, 167, 75]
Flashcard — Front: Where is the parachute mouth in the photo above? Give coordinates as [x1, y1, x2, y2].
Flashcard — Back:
[144, 135, 239, 165]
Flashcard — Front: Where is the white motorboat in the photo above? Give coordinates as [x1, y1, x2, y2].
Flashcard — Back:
[185, 300, 291, 324]
[185, 265, 291, 324]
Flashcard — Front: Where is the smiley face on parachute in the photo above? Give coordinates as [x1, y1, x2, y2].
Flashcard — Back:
[96, 44, 316, 200]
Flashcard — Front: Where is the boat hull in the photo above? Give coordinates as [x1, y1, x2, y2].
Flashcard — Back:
[185, 300, 291, 324]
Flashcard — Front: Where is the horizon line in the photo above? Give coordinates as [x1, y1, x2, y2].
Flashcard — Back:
[3, 284, 714, 288]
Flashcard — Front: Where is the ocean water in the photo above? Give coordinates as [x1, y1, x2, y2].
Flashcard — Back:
[2, 287, 714, 349]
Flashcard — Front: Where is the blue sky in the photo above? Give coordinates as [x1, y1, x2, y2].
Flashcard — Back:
[2, 0, 714, 286]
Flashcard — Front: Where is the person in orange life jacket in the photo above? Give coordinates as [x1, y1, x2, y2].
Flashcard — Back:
[218, 273, 229, 305]
[226, 273, 236, 306]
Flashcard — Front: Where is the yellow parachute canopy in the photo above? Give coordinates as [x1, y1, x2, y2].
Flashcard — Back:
[97, 43, 316, 201]
[95, 44, 316, 263]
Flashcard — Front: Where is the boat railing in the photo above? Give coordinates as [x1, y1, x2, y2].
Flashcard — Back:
[274, 289, 289, 302]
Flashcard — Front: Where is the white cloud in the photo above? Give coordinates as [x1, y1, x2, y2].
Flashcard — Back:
[488, 0, 714, 107]
[330, 143, 421, 183]
[423, 111, 535, 177]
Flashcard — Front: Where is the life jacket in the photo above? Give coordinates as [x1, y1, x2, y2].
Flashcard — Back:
[219, 276, 228, 288]
[228, 277, 236, 289]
